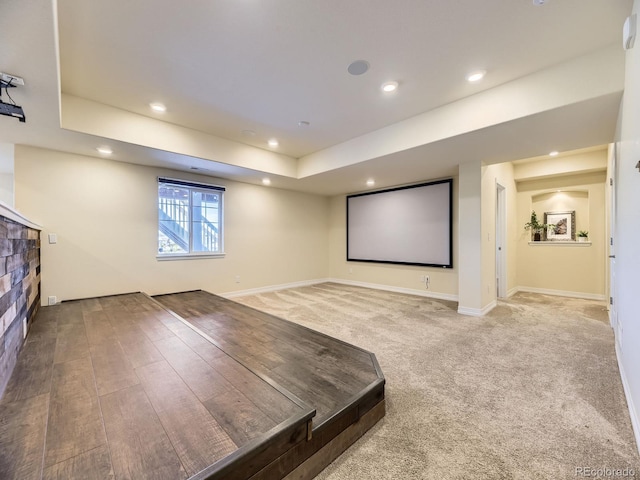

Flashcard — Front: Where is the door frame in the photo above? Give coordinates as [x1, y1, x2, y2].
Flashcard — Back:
[496, 182, 507, 298]
[609, 143, 618, 332]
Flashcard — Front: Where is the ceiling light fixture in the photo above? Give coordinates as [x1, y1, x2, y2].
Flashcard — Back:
[298, 120, 310, 127]
[149, 102, 166, 113]
[381, 81, 398, 93]
[366, 179, 375, 187]
[549, 151, 559, 156]
[262, 178, 271, 186]
[466, 71, 486, 83]
[96, 146, 113, 155]
[268, 139, 279, 148]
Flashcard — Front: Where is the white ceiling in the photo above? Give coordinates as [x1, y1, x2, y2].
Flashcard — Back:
[0, 0, 634, 195]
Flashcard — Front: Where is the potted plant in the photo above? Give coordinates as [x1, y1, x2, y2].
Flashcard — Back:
[524, 210, 550, 241]
[577, 230, 589, 242]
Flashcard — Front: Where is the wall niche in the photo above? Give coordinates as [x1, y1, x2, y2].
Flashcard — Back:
[530, 190, 589, 242]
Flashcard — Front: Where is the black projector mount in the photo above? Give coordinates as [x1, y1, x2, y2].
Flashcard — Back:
[0, 72, 26, 123]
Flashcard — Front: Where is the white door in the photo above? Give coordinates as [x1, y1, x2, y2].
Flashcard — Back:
[496, 183, 507, 298]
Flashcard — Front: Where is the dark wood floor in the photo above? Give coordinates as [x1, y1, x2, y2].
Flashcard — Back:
[154, 290, 383, 429]
[0, 291, 384, 480]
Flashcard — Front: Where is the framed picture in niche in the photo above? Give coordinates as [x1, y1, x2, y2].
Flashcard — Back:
[544, 211, 575, 241]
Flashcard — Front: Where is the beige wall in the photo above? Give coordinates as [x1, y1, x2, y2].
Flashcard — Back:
[327, 179, 458, 300]
[458, 161, 483, 312]
[15, 146, 330, 304]
[481, 162, 518, 302]
[10, 145, 611, 308]
[0, 143, 14, 207]
[516, 162, 607, 298]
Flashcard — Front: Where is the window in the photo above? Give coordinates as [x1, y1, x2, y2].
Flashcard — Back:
[157, 177, 224, 257]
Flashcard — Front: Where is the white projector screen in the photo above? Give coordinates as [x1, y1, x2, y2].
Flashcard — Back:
[347, 179, 452, 268]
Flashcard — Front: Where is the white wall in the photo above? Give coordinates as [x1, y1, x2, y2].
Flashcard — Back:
[14, 146, 330, 304]
[614, 0, 640, 451]
[0, 143, 14, 207]
[327, 179, 458, 300]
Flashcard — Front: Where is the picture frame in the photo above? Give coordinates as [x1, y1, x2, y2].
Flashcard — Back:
[544, 211, 576, 241]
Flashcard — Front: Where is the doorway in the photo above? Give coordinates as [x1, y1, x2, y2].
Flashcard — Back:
[496, 182, 507, 298]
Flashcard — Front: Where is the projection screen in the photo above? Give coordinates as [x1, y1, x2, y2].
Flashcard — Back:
[346, 179, 452, 268]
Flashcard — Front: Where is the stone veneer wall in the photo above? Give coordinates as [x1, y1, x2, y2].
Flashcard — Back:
[0, 214, 41, 397]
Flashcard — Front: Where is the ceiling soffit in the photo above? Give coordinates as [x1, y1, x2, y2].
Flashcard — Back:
[59, 45, 625, 182]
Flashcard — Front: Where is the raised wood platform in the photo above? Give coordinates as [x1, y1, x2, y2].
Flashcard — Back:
[0, 291, 385, 479]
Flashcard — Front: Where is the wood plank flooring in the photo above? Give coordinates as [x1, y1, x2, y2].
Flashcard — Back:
[154, 290, 383, 428]
[0, 293, 310, 480]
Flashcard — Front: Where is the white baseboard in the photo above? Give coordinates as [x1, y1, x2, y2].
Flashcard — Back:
[516, 286, 606, 301]
[615, 343, 640, 457]
[327, 278, 459, 302]
[221, 278, 330, 298]
[506, 287, 519, 298]
[457, 300, 497, 317]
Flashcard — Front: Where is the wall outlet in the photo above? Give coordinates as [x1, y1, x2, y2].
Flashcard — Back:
[348, 267, 353, 274]
[419, 275, 425, 282]
[235, 275, 240, 283]
[48, 296, 57, 306]
[424, 275, 430, 289]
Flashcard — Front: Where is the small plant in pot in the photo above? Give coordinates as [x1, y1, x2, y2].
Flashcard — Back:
[524, 210, 551, 241]
[577, 230, 589, 242]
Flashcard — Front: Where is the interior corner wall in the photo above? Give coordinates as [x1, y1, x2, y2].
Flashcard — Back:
[327, 179, 458, 299]
[14, 145, 330, 304]
[614, 0, 640, 453]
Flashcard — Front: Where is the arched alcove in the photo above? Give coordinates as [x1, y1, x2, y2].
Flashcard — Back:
[531, 190, 590, 239]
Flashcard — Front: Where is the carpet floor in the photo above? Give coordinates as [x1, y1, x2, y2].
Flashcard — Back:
[234, 283, 640, 480]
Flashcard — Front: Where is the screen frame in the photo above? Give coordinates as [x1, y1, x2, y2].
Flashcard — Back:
[346, 178, 453, 268]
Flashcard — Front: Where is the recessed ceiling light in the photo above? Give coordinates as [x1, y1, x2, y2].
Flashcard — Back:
[150, 102, 166, 113]
[549, 151, 559, 156]
[533, 0, 546, 6]
[347, 60, 370, 76]
[96, 146, 112, 155]
[366, 179, 375, 187]
[298, 120, 310, 127]
[268, 139, 279, 148]
[381, 81, 398, 93]
[466, 70, 486, 82]
[262, 178, 271, 186]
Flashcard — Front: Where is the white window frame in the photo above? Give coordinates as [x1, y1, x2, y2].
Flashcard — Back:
[157, 177, 225, 260]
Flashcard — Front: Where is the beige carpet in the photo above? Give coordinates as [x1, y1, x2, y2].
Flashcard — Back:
[234, 283, 640, 480]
